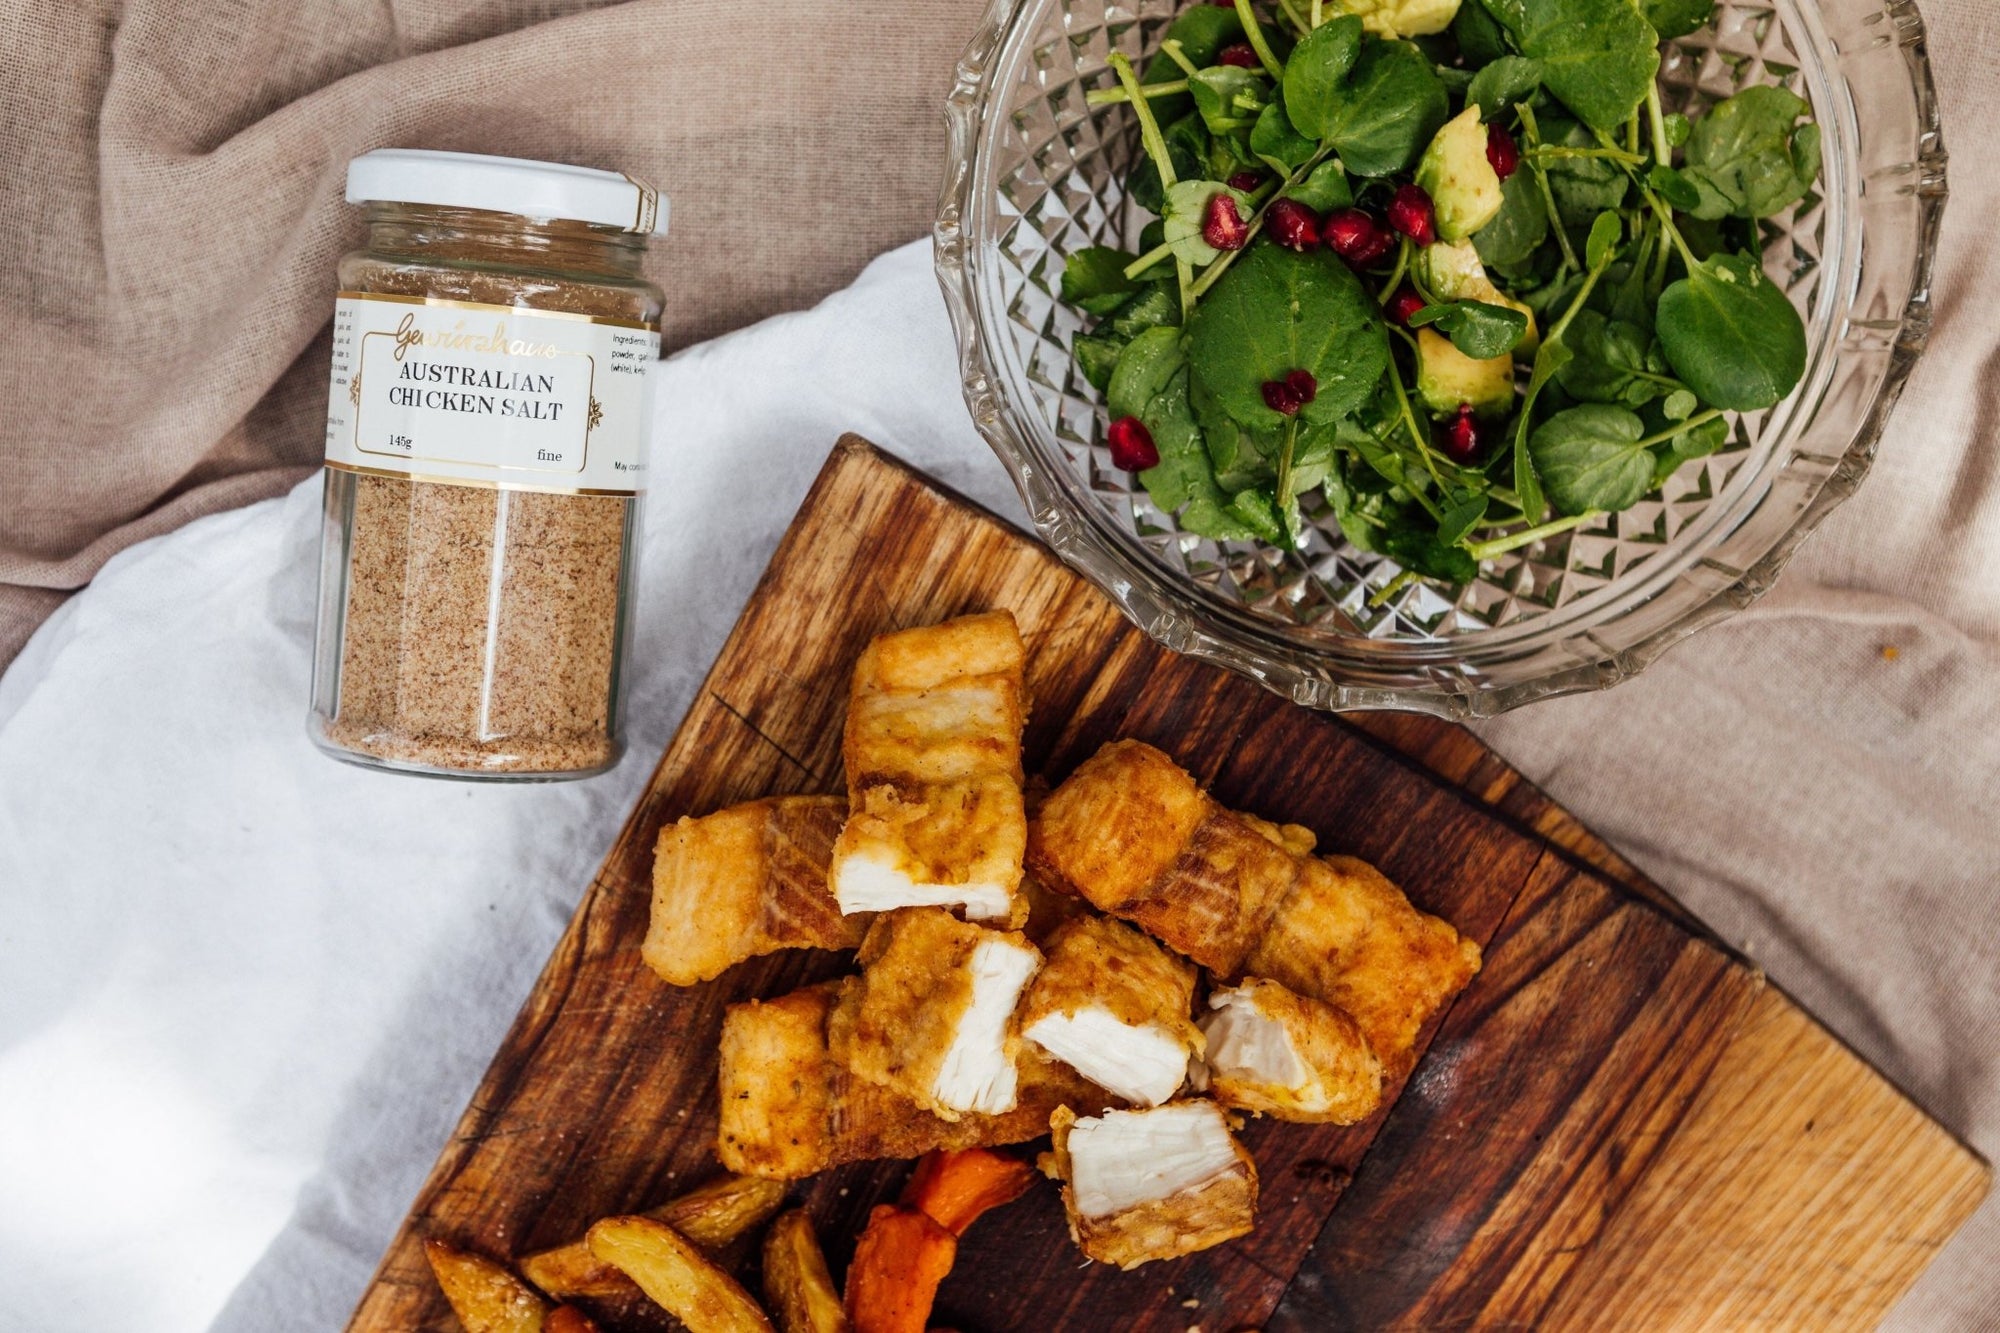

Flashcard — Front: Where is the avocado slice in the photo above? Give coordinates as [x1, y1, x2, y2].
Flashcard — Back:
[1416, 327, 1515, 417]
[1415, 108, 1504, 243]
[1417, 240, 1540, 355]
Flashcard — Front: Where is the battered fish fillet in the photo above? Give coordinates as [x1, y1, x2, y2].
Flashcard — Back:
[1031, 739, 1481, 1077]
[716, 984, 1105, 1179]
[829, 907, 1042, 1119]
[1193, 978, 1383, 1124]
[642, 796, 857, 987]
[1019, 915, 1201, 1107]
[829, 611, 1028, 923]
[1242, 854, 1483, 1079]
[1047, 1101, 1258, 1269]
[1027, 740, 1303, 974]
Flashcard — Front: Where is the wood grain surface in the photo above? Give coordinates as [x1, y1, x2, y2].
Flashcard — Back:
[347, 437, 1988, 1332]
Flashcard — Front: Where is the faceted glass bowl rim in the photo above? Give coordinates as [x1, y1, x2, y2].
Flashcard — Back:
[935, 0, 1948, 717]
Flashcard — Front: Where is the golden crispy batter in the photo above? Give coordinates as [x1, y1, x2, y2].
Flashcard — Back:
[1018, 916, 1201, 1106]
[1243, 854, 1483, 1079]
[717, 984, 1105, 1179]
[1196, 977, 1383, 1124]
[1048, 1102, 1259, 1270]
[830, 611, 1028, 921]
[1029, 740, 1301, 973]
[828, 907, 1041, 1119]
[643, 796, 857, 987]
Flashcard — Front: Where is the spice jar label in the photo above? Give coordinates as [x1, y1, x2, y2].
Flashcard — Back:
[324, 293, 659, 494]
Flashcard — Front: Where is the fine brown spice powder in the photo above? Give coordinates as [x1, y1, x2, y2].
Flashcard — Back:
[320, 208, 656, 775]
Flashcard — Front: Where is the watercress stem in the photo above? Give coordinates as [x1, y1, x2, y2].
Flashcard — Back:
[1109, 53, 1177, 192]
[1276, 0, 1313, 38]
[1633, 407, 1724, 450]
[1526, 146, 1645, 166]
[1122, 240, 1176, 281]
[1517, 103, 1579, 273]
[1160, 39, 1200, 79]
[1274, 417, 1299, 521]
[1641, 186, 1701, 272]
[1368, 570, 1420, 608]
[1086, 78, 1190, 107]
[1312, 0, 1324, 24]
[1466, 511, 1596, 561]
[1377, 238, 1411, 302]
[1646, 82, 1672, 164]
[1233, 0, 1287, 80]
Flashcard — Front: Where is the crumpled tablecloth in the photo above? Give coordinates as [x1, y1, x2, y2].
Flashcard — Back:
[5, 2, 2000, 1330]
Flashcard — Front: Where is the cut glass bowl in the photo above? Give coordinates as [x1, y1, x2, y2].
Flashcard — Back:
[936, 0, 1946, 717]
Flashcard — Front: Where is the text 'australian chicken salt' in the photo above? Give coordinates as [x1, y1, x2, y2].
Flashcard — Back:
[638, 609, 1484, 1274]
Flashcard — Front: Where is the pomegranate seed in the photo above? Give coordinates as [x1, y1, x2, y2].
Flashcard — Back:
[1262, 370, 1315, 416]
[1323, 207, 1395, 268]
[1266, 198, 1322, 251]
[1486, 124, 1520, 181]
[1227, 170, 1263, 192]
[1201, 193, 1251, 251]
[1107, 415, 1159, 470]
[1438, 405, 1483, 464]
[1387, 184, 1437, 246]
[1216, 43, 1259, 68]
[1384, 286, 1427, 326]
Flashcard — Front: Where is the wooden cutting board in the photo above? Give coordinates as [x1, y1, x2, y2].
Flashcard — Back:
[348, 437, 1988, 1332]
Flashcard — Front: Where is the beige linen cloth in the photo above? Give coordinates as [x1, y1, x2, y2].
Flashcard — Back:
[2, 0, 1997, 1327]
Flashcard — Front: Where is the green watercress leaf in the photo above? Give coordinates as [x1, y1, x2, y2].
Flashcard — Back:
[1436, 492, 1491, 546]
[1585, 210, 1622, 270]
[1662, 387, 1697, 420]
[1163, 180, 1254, 266]
[1650, 412, 1728, 485]
[1530, 402, 1654, 514]
[1681, 85, 1818, 220]
[1473, 170, 1549, 270]
[1655, 253, 1806, 410]
[1281, 16, 1364, 140]
[1647, 164, 1703, 213]
[1250, 101, 1317, 172]
[1467, 56, 1543, 119]
[1452, 0, 1512, 66]
[1106, 283, 1181, 340]
[1108, 325, 1187, 421]
[1073, 333, 1126, 392]
[1664, 111, 1692, 147]
[1229, 487, 1287, 542]
[1188, 243, 1391, 428]
[1409, 299, 1530, 359]
[1282, 160, 1354, 213]
[1144, 5, 1243, 80]
[1190, 65, 1267, 136]
[1643, 0, 1715, 39]
[1382, 527, 1479, 582]
[1303, 36, 1449, 178]
[1511, 336, 1573, 516]
[1555, 309, 1655, 405]
[1061, 246, 1142, 314]
[1539, 115, 1629, 226]
[1133, 361, 1260, 542]
[1479, 0, 1660, 131]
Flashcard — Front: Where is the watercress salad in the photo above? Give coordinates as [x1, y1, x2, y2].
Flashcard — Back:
[1061, 0, 1816, 584]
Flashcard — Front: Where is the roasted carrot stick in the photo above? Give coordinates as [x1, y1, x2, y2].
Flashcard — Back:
[898, 1148, 1036, 1237]
[842, 1204, 957, 1333]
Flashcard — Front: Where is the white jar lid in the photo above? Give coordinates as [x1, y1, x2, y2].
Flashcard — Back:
[345, 149, 670, 236]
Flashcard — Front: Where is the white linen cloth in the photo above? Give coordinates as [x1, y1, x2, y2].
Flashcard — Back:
[2, 229, 1996, 1331]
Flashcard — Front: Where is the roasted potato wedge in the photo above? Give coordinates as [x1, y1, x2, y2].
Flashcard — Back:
[544, 1308, 603, 1333]
[761, 1209, 851, 1333]
[587, 1215, 774, 1333]
[520, 1173, 788, 1299]
[423, 1238, 549, 1333]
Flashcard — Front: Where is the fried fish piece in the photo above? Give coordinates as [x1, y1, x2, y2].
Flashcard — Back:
[1047, 1101, 1258, 1270]
[1242, 854, 1482, 1079]
[1032, 739, 1481, 1077]
[829, 907, 1042, 1119]
[1193, 978, 1383, 1124]
[717, 984, 1104, 1180]
[830, 611, 1028, 922]
[642, 796, 857, 987]
[1027, 740, 1302, 974]
[1019, 915, 1201, 1107]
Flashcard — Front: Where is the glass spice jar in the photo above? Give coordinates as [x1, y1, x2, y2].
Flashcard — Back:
[309, 150, 669, 779]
